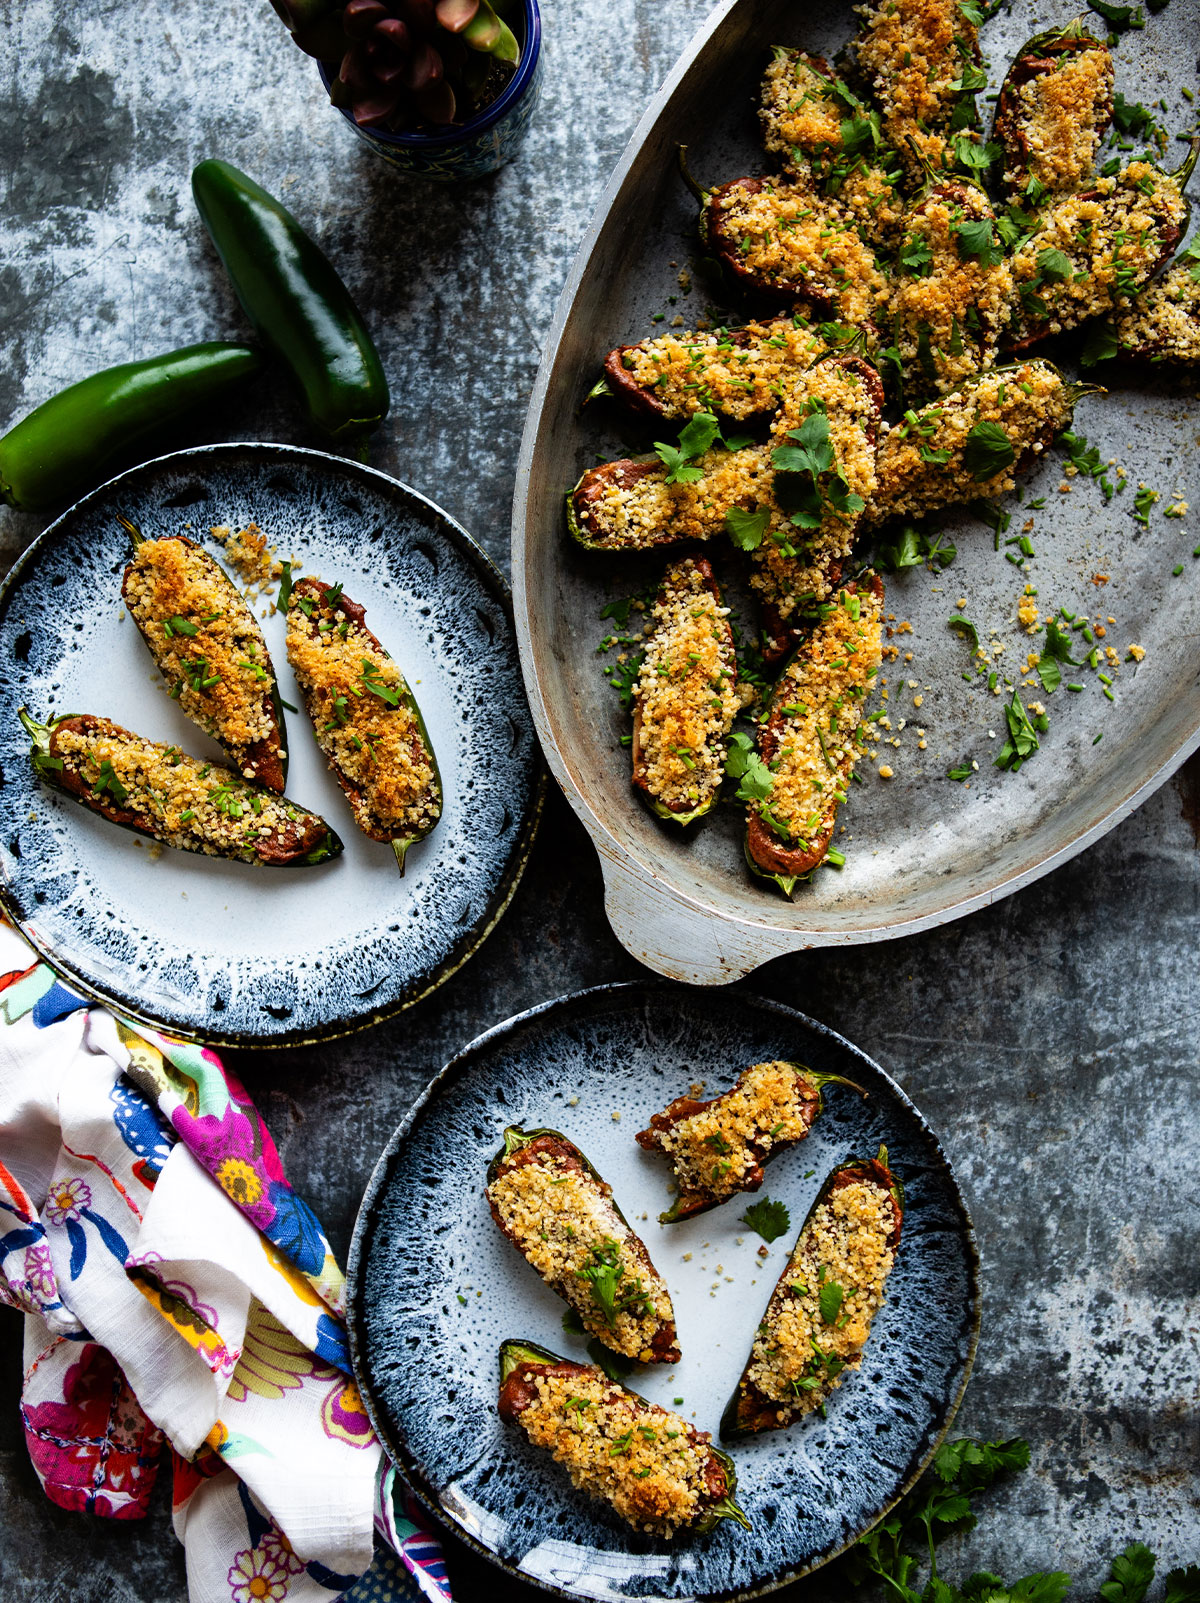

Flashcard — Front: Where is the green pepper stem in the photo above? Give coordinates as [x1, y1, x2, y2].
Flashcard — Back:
[116, 514, 146, 552]
[1172, 136, 1200, 192]
[392, 838, 412, 876]
[18, 706, 50, 750]
[708, 1493, 752, 1531]
[583, 375, 613, 406]
[677, 144, 707, 203]
[805, 1069, 869, 1098]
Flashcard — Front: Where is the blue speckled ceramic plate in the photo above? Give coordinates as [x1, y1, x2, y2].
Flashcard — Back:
[348, 983, 980, 1601]
[0, 443, 543, 1047]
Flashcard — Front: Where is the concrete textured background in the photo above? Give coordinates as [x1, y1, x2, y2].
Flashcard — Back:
[0, 0, 1198, 1596]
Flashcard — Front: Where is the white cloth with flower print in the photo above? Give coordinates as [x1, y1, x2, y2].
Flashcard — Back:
[0, 923, 445, 1603]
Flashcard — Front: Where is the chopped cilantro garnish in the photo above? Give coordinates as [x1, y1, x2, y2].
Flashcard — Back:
[741, 1196, 791, 1244]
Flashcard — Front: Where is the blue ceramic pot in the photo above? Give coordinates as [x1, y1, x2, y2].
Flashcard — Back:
[318, 0, 542, 182]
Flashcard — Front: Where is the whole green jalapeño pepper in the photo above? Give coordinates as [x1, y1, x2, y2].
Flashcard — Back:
[0, 342, 263, 513]
[192, 160, 389, 458]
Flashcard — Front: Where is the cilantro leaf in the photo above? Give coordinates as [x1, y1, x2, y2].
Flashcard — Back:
[995, 689, 1041, 771]
[955, 135, 1002, 175]
[948, 616, 980, 651]
[818, 1280, 844, 1323]
[1042, 618, 1080, 665]
[725, 505, 771, 551]
[772, 411, 835, 478]
[1007, 1573, 1073, 1603]
[1087, 0, 1145, 28]
[1036, 247, 1074, 284]
[654, 410, 721, 483]
[725, 731, 775, 802]
[1036, 653, 1062, 695]
[1163, 1565, 1200, 1603]
[1101, 1544, 1156, 1603]
[900, 233, 934, 276]
[877, 525, 926, 571]
[947, 761, 974, 781]
[677, 410, 721, 458]
[741, 1196, 791, 1243]
[278, 559, 294, 611]
[1081, 320, 1120, 366]
[955, 218, 1002, 265]
[963, 421, 1016, 482]
[586, 1338, 637, 1381]
[1182, 237, 1200, 284]
[1112, 91, 1155, 138]
[599, 596, 633, 627]
[561, 1306, 586, 1336]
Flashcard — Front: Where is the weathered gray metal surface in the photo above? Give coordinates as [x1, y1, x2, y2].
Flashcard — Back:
[0, 0, 1197, 1598]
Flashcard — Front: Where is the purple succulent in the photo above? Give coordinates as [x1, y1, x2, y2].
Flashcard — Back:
[271, 0, 520, 130]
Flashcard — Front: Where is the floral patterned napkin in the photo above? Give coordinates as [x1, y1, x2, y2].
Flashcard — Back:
[0, 921, 451, 1603]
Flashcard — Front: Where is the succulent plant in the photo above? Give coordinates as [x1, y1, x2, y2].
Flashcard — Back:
[271, 0, 520, 131]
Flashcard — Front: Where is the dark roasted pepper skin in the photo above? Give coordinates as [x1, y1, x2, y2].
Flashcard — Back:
[721, 1146, 903, 1441]
[20, 709, 342, 867]
[497, 1338, 751, 1534]
[0, 343, 264, 514]
[192, 160, 389, 457]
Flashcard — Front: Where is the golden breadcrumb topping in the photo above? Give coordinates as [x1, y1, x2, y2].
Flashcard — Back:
[855, 0, 979, 174]
[868, 360, 1073, 521]
[578, 447, 775, 550]
[1112, 261, 1200, 360]
[655, 1062, 817, 1201]
[1010, 162, 1187, 339]
[1003, 46, 1113, 195]
[714, 181, 889, 324]
[826, 161, 906, 248]
[744, 1176, 896, 1420]
[892, 187, 1015, 396]
[124, 539, 280, 776]
[488, 1158, 674, 1361]
[509, 1369, 712, 1535]
[53, 722, 313, 861]
[764, 586, 883, 845]
[216, 522, 283, 595]
[634, 560, 741, 811]
[759, 50, 847, 157]
[749, 361, 879, 622]
[622, 319, 822, 419]
[286, 583, 437, 841]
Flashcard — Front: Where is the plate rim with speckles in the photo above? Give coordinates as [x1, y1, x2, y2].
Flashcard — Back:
[347, 980, 982, 1602]
[0, 441, 545, 1048]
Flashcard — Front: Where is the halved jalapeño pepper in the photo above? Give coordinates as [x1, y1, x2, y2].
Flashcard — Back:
[1006, 141, 1200, 353]
[751, 348, 884, 667]
[486, 1125, 681, 1364]
[683, 154, 889, 330]
[850, 0, 983, 182]
[636, 1060, 866, 1223]
[744, 576, 884, 897]
[721, 1145, 903, 1440]
[1106, 260, 1200, 364]
[21, 709, 341, 867]
[592, 316, 824, 424]
[890, 177, 1013, 400]
[120, 519, 288, 793]
[498, 1338, 749, 1536]
[865, 359, 1097, 525]
[567, 446, 773, 552]
[285, 576, 441, 873]
[631, 556, 740, 825]
[992, 21, 1114, 203]
[757, 50, 904, 248]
